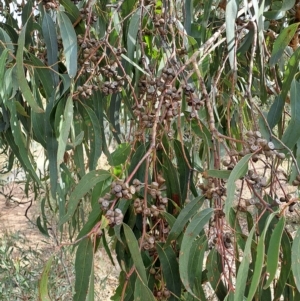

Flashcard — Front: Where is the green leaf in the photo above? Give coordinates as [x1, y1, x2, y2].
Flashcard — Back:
[108, 143, 131, 166]
[128, 142, 150, 183]
[174, 139, 197, 200]
[234, 226, 255, 301]
[81, 103, 102, 170]
[59, 0, 80, 22]
[247, 213, 277, 300]
[5, 101, 41, 184]
[121, 53, 149, 76]
[0, 28, 14, 56]
[166, 196, 205, 246]
[264, 217, 285, 288]
[36, 216, 49, 237]
[270, 23, 300, 67]
[57, 11, 77, 78]
[206, 248, 228, 300]
[187, 236, 207, 297]
[59, 170, 111, 225]
[268, 47, 300, 128]
[57, 96, 73, 168]
[16, 23, 44, 113]
[134, 277, 156, 301]
[42, 12, 58, 85]
[292, 226, 300, 292]
[39, 255, 53, 301]
[127, 8, 141, 67]
[281, 79, 300, 150]
[179, 208, 213, 298]
[0, 49, 9, 93]
[162, 152, 182, 206]
[224, 154, 252, 221]
[74, 237, 93, 301]
[26, 54, 54, 99]
[156, 243, 181, 301]
[123, 223, 147, 284]
[225, 0, 238, 70]
[205, 169, 231, 179]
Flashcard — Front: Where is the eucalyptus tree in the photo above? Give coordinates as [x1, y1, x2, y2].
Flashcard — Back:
[1, 0, 300, 300]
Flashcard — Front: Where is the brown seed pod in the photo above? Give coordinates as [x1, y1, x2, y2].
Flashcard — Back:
[276, 153, 285, 160]
[254, 131, 262, 138]
[265, 141, 275, 151]
[114, 184, 122, 193]
[222, 158, 231, 166]
[292, 180, 300, 186]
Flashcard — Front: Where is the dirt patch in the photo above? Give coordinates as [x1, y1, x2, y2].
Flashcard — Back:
[0, 180, 119, 301]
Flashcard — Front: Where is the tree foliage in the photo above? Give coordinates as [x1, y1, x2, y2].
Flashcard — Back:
[1, 0, 300, 300]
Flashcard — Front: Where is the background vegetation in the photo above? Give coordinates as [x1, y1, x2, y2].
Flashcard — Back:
[1, 0, 300, 300]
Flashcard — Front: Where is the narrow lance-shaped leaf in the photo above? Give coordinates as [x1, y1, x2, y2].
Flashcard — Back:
[247, 212, 277, 300]
[16, 22, 44, 113]
[156, 243, 181, 301]
[292, 226, 300, 292]
[166, 196, 205, 246]
[270, 23, 300, 67]
[225, 0, 238, 70]
[268, 46, 300, 128]
[74, 237, 94, 301]
[179, 208, 213, 299]
[57, 96, 73, 169]
[42, 11, 58, 85]
[39, 255, 53, 301]
[224, 154, 252, 221]
[281, 79, 300, 150]
[234, 226, 255, 301]
[6, 101, 41, 184]
[123, 224, 147, 284]
[264, 216, 285, 288]
[59, 170, 111, 225]
[134, 277, 156, 301]
[57, 11, 77, 78]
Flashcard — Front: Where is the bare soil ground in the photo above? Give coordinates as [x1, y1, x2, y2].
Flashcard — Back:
[0, 163, 119, 300]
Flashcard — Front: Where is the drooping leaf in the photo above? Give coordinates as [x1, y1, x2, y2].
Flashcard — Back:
[225, 0, 238, 70]
[188, 236, 207, 297]
[59, 170, 111, 225]
[5, 101, 41, 184]
[224, 154, 252, 221]
[268, 47, 300, 128]
[42, 12, 58, 86]
[270, 23, 300, 67]
[264, 217, 285, 288]
[206, 248, 228, 300]
[247, 213, 277, 300]
[16, 23, 44, 113]
[39, 255, 53, 301]
[108, 143, 131, 166]
[123, 223, 147, 284]
[166, 196, 205, 246]
[162, 152, 182, 207]
[0, 28, 14, 56]
[57, 11, 77, 78]
[292, 227, 300, 292]
[57, 96, 73, 168]
[234, 226, 255, 301]
[281, 79, 300, 150]
[134, 277, 156, 301]
[81, 103, 102, 171]
[179, 208, 213, 298]
[74, 237, 94, 301]
[156, 243, 181, 301]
